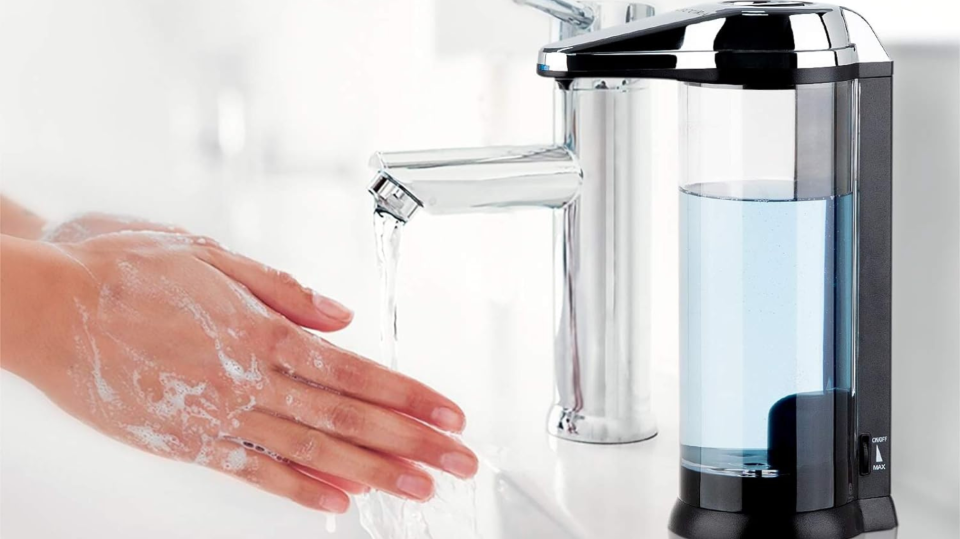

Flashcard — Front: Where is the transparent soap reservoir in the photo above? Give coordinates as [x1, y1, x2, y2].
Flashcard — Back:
[678, 81, 859, 513]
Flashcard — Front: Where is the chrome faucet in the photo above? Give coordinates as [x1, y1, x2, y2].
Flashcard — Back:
[369, 0, 659, 444]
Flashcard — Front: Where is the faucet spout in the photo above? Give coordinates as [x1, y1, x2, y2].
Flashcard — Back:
[368, 145, 582, 222]
[369, 172, 422, 223]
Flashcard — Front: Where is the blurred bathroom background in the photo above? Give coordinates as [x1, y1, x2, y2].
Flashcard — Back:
[1, 1, 957, 537]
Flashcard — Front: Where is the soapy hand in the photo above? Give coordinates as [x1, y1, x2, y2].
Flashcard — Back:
[42, 212, 189, 242]
[3, 230, 477, 513]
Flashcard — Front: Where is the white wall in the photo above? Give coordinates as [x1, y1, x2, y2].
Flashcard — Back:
[886, 42, 960, 534]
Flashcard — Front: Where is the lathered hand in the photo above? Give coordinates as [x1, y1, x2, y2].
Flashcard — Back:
[42, 212, 189, 242]
[0, 231, 478, 513]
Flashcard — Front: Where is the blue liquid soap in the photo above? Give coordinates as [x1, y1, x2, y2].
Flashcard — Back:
[679, 180, 856, 513]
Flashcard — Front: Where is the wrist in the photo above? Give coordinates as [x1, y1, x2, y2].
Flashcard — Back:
[0, 235, 90, 380]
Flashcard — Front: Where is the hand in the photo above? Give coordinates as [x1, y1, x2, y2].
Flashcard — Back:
[18, 231, 477, 513]
[42, 212, 188, 242]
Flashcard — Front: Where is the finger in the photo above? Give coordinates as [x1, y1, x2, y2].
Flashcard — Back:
[276, 333, 467, 434]
[266, 373, 478, 479]
[235, 410, 435, 501]
[208, 439, 350, 513]
[290, 463, 371, 495]
[198, 247, 353, 332]
[220, 437, 370, 494]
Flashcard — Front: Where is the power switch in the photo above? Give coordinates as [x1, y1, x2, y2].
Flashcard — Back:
[859, 435, 872, 476]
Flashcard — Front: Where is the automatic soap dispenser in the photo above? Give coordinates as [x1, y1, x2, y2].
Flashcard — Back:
[537, 2, 897, 537]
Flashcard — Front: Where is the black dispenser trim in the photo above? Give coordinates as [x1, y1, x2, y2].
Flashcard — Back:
[539, 61, 892, 87]
[668, 497, 898, 539]
[855, 76, 895, 501]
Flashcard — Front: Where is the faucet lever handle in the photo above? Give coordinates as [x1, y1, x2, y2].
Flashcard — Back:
[514, 0, 595, 29]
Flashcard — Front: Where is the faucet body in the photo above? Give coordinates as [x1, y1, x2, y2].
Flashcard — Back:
[549, 77, 657, 443]
[370, 1, 658, 444]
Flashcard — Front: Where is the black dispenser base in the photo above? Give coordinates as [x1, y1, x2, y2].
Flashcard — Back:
[668, 497, 897, 539]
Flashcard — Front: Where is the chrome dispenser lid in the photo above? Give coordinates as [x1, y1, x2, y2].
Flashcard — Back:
[537, 1, 891, 86]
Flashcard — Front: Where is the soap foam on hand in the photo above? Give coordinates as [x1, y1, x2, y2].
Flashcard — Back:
[60, 236, 278, 470]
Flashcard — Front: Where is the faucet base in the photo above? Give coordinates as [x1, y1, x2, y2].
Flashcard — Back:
[546, 405, 658, 444]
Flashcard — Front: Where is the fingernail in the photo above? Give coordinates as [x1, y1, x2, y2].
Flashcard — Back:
[319, 494, 349, 513]
[440, 452, 479, 479]
[397, 474, 434, 500]
[312, 292, 354, 323]
[431, 407, 465, 433]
